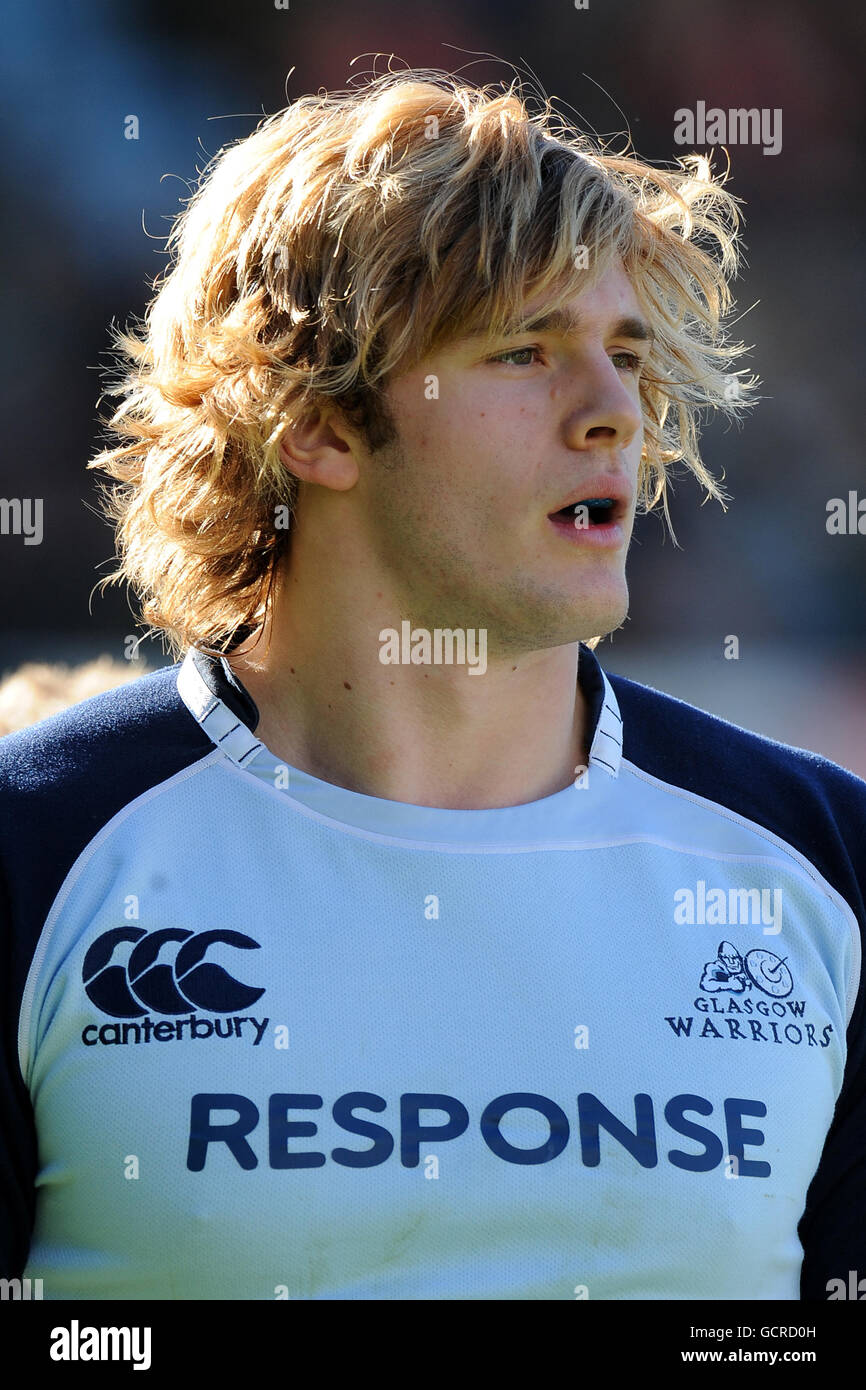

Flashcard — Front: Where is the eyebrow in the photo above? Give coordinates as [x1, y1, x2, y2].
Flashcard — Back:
[501, 307, 655, 344]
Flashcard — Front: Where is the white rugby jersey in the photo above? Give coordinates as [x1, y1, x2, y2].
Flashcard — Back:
[1, 643, 865, 1300]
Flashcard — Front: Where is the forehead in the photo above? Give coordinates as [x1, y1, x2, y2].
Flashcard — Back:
[441, 257, 647, 355]
[517, 259, 642, 331]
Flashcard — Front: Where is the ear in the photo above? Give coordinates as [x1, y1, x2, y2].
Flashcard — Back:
[278, 406, 359, 492]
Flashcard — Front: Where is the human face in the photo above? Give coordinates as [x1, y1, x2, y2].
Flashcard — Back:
[357, 258, 648, 653]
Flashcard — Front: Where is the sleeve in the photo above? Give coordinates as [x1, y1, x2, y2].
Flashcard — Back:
[609, 668, 866, 1301]
[796, 753, 866, 1300]
[0, 860, 38, 1278]
[0, 667, 212, 1278]
[798, 970, 866, 1299]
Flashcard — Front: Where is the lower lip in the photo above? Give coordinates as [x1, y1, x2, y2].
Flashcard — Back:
[547, 513, 625, 548]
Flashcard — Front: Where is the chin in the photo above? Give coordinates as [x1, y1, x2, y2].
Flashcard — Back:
[562, 586, 629, 642]
[481, 577, 629, 651]
[577, 609, 628, 648]
[519, 607, 627, 653]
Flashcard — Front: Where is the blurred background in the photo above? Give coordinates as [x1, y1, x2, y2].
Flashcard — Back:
[1, 0, 864, 771]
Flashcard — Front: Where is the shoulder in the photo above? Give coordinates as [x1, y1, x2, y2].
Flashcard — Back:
[607, 665, 866, 910]
[609, 663, 866, 806]
[0, 664, 215, 982]
[0, 662, 212, 806]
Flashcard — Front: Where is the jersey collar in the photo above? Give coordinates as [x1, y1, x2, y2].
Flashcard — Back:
[177, 640, 623, 785]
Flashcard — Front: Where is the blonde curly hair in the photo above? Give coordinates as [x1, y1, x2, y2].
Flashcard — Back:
[88, 65, 756, 659]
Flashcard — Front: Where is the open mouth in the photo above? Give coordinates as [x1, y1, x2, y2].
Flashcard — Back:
[549, 497, 620, 526]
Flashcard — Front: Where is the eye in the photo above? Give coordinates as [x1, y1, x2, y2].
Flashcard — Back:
[490, 345, 544, 367]
[610, 351, 643, 373]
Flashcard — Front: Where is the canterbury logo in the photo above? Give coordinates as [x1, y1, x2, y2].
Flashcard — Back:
[82, 927, 265, 1018]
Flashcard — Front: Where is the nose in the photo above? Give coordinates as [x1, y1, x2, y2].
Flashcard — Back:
[562, 356, 643, 452]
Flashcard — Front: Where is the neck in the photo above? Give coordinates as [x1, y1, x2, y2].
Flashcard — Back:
[226, 575, 591, 813]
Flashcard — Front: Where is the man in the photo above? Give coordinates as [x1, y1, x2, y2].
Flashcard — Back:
[1, 67, 864, 1300]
